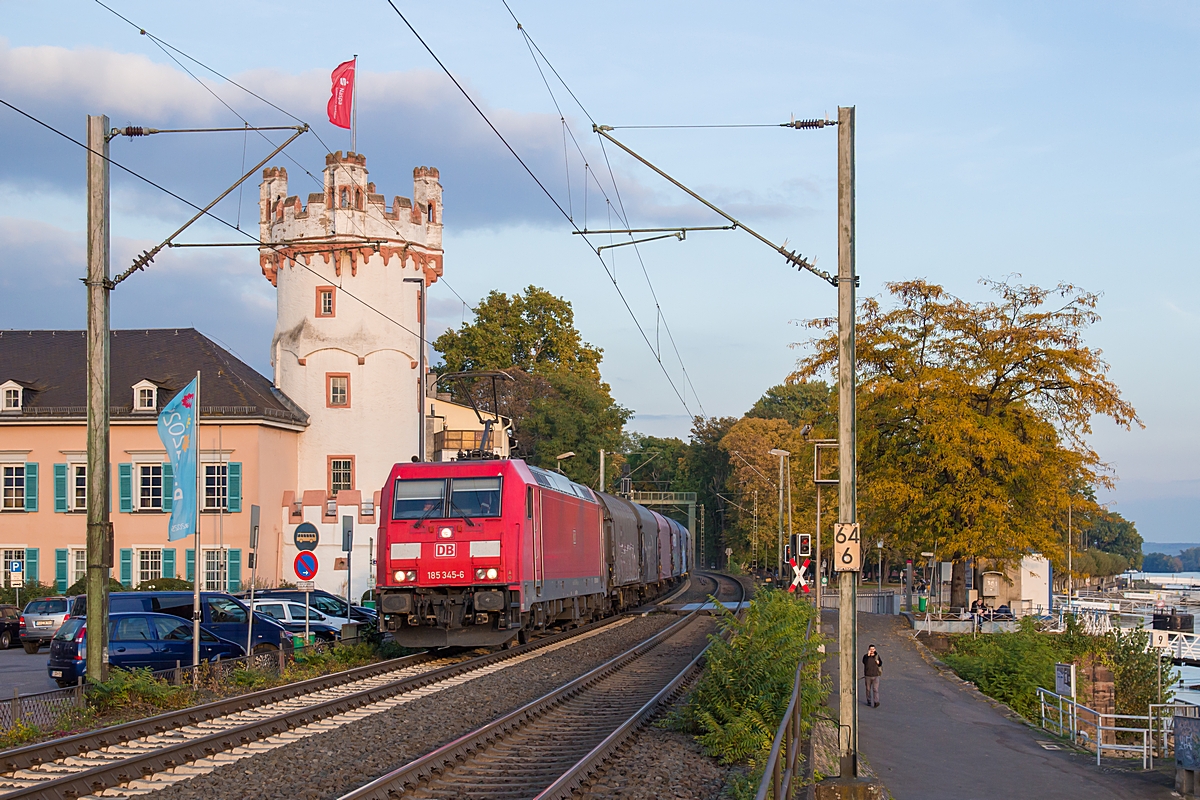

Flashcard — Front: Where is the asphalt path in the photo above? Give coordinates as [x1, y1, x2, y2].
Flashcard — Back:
[0, 643, 58, 695]
[822, 610, 1174, 800]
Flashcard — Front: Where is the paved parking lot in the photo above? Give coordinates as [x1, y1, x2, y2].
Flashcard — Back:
[0, 644, 59, 695]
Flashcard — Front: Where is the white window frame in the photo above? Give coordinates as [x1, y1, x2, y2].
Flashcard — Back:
[203, 462, 228, 511]
[3, 548, 25, 589]
[2, 465, 25, 511]
[132, 380, 158, 413]
[137, 548, 162, 585]
[1, 385, 20, 411]
[137, 463, 164, 511]
[70, 463, 87, 512]
[203, 548, 228, 592]
[72, 548, 87, 586]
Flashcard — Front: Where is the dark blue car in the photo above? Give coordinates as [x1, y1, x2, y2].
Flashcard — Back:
[70, 591, 291, 653]
[47, 613, 244, 687]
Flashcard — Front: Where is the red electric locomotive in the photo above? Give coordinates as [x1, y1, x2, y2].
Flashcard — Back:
[375, 458, 690, 647]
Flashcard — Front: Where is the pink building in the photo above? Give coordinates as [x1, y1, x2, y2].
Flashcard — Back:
[0, 329, 304, 592]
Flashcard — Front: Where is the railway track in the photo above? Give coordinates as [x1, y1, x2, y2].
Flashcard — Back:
[0, 614, 634, 800]
[339, 572, 746, 800]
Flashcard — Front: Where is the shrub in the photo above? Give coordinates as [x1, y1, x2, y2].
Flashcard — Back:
[134, 578, 194, 591]
[0, 581, 59, 606]
[667, 589, 826, 768]
[64, 577, 126, 597]
[86, 668, 189, 714]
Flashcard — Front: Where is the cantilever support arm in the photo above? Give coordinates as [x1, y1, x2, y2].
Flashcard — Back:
[593, 125, 836, 286]
[111, 124, 310, 288]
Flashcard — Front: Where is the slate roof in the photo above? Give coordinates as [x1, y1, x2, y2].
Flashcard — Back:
[0, 329, 308, 426]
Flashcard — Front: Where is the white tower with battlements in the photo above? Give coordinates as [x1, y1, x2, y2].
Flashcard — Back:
[259, 151, 442, 515]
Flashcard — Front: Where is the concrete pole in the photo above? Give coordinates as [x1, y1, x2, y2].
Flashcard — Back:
[836, 105, 859, 780]
[815, 485, 822, 604]
[85, 115, 111, 684]
[599, 449, 605, 493]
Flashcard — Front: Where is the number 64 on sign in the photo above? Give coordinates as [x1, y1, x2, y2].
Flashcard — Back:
[834, 523, 861, 572]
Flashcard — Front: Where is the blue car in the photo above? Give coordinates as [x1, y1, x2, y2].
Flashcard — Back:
[47, 612, 244, 687]
[70, 591, 292, 654]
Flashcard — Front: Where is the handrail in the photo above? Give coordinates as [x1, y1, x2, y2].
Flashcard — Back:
[755, 616, 815, 800]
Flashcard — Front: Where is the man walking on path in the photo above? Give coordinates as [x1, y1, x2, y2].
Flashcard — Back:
[863, 643, 882, 707]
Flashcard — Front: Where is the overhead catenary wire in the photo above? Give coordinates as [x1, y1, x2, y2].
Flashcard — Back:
[0, 98, 432, 353]
[496, 0, 708, 416]
[93, 0, 414, 250]
[383, 0, 696, 419]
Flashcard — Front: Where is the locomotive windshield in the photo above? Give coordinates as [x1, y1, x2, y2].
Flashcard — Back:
[391, 477, 502, 520]
[392, 479, 446, 520]
[450, 477, 502, 517]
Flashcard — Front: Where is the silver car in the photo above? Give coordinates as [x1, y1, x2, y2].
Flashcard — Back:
[20, 596, 76, 653]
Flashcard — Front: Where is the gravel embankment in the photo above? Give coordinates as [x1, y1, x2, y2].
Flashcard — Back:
[576, 701, 733, 800]
[144, 614, 702, 800]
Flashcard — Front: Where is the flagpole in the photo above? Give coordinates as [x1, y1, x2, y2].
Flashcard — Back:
[192, 370, 201, 686]
[351, 54, 358, 153]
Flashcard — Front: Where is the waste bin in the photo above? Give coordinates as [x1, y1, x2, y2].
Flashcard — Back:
[918, 596, 927, 612]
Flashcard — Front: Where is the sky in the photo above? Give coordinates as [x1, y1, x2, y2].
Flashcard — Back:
[1, 1, 1198, 542]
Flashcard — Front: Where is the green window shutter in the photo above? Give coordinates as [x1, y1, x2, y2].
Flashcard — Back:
[186, 549, 195, 582]
[55, 549, 68, 592]
[162, 463, 174, 512]
[162, 548, 176, 580]
[227, 463, 242, 513]
[118, 463, 133, 513]
[227, 549, 241, 593]
[119, 548, 133, 587]
[24, 463, 38, 512]
[53, 464, 68, 513]
[24, 549, 38, 585]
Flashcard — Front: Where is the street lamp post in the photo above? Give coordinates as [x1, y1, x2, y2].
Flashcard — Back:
[769, 449, 790, 580]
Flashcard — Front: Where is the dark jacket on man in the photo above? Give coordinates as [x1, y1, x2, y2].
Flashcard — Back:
[863, 652, 883, 677]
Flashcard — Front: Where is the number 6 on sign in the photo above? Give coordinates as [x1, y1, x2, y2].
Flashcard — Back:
[833, 522, 861, 572]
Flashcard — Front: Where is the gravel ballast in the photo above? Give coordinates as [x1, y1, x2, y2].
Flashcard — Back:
[141, 614, 699, 800]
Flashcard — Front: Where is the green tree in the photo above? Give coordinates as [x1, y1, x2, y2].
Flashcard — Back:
[1081, 509, 1143, 568]
[1143, 552, 1181, 573]
[745, 380, 833, 430]
[680, 416, 738, 569]
[794, 279, 1140, 606]
[433, 286, 629, 484]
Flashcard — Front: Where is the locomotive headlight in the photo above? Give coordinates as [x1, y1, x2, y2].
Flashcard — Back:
[475, 568, 486, 580]
[406, 570, 418, 581]
[486, 568, 498, 580]
[395, 570, 418, 582]
[438, 527, 454, 539]
[394, 570, 406, 582]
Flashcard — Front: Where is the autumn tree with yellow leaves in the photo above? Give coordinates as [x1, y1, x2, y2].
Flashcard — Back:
[792, 278, 1140, 606]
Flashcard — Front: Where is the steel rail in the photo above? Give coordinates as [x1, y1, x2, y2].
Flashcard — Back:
[339, 573, 745, 800]
[0, 616, 625, 800]
[536, 574, 747, 799]
[0, 649, 438, 774]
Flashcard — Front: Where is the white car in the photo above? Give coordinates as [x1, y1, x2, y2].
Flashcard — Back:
[250, 600, 342, 642]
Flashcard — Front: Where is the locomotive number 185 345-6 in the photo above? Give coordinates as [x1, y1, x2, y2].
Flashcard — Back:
[426, 570, 466, 581]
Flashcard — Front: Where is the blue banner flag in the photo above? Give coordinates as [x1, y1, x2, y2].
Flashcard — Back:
[158, 377, 198, 542]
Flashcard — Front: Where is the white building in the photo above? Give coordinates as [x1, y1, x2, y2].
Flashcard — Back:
[261, 152, 442, 601]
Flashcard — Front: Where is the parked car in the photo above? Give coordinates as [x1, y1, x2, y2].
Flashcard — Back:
[47, 612, 244, 687]
[0, 604, 20, 649]
[70, 592, 292, 653]
[249, 589, 377, 630]
[20, 596, 78, 653]
[250, 600, 342, 643]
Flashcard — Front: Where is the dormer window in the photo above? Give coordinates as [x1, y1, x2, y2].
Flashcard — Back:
[1, 382, 21, 412]
[132, 380, 158, 412]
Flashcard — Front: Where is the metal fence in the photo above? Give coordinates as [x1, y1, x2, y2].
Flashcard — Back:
[819, 590, 898, 615]
[0, 636, 360, 733]
[0, 683, 85, 730]
[755, 618, 816, 800]
[1037, 687, 1152, 768]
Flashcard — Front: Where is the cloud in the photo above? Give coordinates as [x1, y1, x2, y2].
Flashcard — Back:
[0, 216, 275, 375]
[0, 39, 817, 233]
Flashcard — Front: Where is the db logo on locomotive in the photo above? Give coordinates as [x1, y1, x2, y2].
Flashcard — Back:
[434, 542, 457, 558]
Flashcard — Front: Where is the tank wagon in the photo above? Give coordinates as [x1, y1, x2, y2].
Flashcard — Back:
[375, 458, 690, 647]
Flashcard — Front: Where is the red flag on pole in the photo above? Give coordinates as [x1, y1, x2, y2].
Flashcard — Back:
[327, 59, 355, 129]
